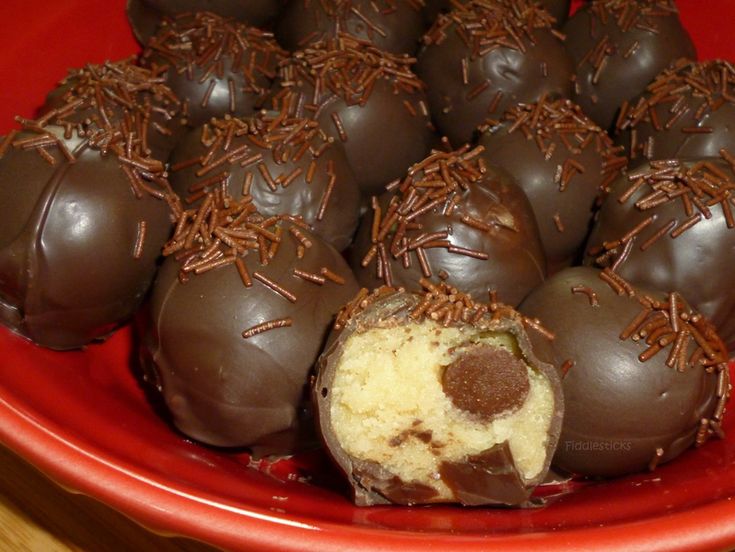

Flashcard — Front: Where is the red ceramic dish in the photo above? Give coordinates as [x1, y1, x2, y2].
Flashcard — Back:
[1, 1, 735, 551]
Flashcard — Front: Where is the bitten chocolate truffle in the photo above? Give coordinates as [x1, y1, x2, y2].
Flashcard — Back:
[142, 192, 359, 450]
[520, 266, 729, 478]
[127, 0, 285, 44]
[140, 12, 287, 128]
[349, 145, 546, 306]
[563, 0, 696, 131]
[275, 0, 426, 55]
[0, 63, 178, 349]
[266, 34, 435, 197]
[478, 98, 628, 270]
[315, 282, 563, 506]
[616, 60, 735, 162]
[586, 157, 735, 350]
[168, 112, 361, 251]
[416, 0, 573, 147]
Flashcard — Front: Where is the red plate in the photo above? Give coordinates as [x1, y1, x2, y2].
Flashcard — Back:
[1, 1, 735, 550]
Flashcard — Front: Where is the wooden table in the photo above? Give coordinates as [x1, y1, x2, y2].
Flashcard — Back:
[0, 445, 218, 551]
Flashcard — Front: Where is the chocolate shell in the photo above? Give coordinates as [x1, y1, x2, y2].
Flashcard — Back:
[478, 98, 628, 270]
[616, 60, 735, 162]
[519, 266, 729, 478]
[266, 34, 435, 197]
[142, 192, 359, 450]
[168, 112, 361, 251]
[314, 283, 563, 506]
[349, 144, 546, 307]
[416, 0, 573, 147]
[275, 0, 426, 55]
[585, 157, 735, 350]
[140, 12, 287, 128]
[563, 0, 696, 131]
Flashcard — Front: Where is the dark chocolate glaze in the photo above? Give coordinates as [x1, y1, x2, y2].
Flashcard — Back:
[314, 285, 563, 505]
[266, 35, 435, 197]
[349, 146, 546, 307]
[416, 0, 573, 147]
[585, 157, 735, 351]
[478, 98, 627, 271]
[563, 0, 696, 131]
[127, 0, 286, 44]
[616, 60, 735, 163]
[140, 12, 287, 128]
[142, 220, 359, 450]
[423, 0, 571, 27]
[168, 113, 361, 251]
[520, 266, 728, 478]
[275, 0, 426, 55]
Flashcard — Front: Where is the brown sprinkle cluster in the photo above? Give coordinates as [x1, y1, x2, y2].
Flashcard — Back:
[360, 144, 517, 286]
[616, 60, 735, 159]
[590, 157, 735, 267]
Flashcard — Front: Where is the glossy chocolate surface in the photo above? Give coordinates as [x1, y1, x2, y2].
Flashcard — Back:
[315, 284, 563, 505]
[349, 145, 546, 307]
[276, 0, 425, 55]
[416, 0, 573, 147]
[422, 0, 571, 27]
[478, 98, 627, 270]
[168, 112, 361, 251]
[586, 157, 735, 350]
[520, 266, 728, 478]
[140, 12, 286, 128]
[563, 0, 696, 131]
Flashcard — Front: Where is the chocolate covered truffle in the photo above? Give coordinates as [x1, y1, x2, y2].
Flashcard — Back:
[349, 144, 546, 306]
[315, 282, 563, 506]
[168, 112, 360, 251]
[0, 66, 178, 349]
[586, 157, 735, 350]
[276, 0, 426, 55]
[563, 0, 696, 131]
[478, 98, 628, 270]
[616, 59, 735, 162]
[142, 192, 359, 450]
[140, 12, 287, 128]
[416, 0, 573, 147]
[520, 266, 729, 478]
[267, 34, 435, 196]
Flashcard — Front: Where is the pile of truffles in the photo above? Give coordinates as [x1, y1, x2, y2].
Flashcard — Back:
[0, 0, 732, 508]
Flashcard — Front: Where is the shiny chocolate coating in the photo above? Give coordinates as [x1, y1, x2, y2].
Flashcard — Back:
[616, 60, 735, 162]
[416, 0, 573, 147]
[585, 157, 735, 351]
[349, 146, 546, 307]
[140, 12, 286, 128]
[423, 0, 571, 27]
[127, 0, 285, 44]
[275, 0, 425, 55]
[143, 220, 359, 450]
[168, 113, 361, 251]
[478, 98, 627, 271]
[563, 0, 696, 131]
[520, 266, 727, 478]
[315, 285, 563, 505]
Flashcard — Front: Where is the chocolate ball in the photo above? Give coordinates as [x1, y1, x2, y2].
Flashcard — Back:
[585, 157, 735, 351]
[563, 0, 696, 131]
[266, 35, 435, 196]
[348, 144, 546, 306]
[142, 192, 359, 450]
[275, 0, 426, 55]
[478, 98, 628, 270]
[520, 266, 729, 478]
[127, 0, 285, 44]
[315, 283, 563, 506]
[616, 60, 735, 162]
[140, 12, 287, 128]
[168, 112, 361, 251]
[416, 0, 573, 147]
